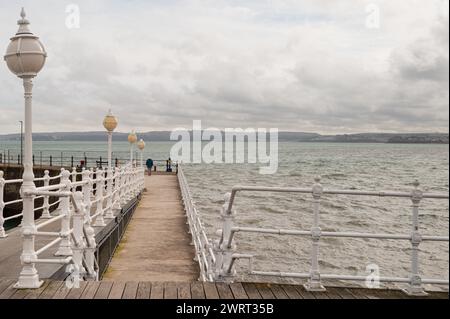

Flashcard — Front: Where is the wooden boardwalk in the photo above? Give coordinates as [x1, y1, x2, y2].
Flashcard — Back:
[0, 280, 447, 299]
[102, 175, 199, 282]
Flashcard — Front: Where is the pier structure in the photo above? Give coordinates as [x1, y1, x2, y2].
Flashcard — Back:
[0, 165, 448, 299]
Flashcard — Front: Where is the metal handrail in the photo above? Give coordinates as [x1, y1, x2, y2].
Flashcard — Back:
[0, 162, 145, 288]
[216, 177, 449, 296]
[178, 164, 216, 282]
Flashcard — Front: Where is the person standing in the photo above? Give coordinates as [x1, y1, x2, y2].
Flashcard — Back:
[146, 158, 154, 176]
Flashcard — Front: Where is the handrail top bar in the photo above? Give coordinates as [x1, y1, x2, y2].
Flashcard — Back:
[23, 190, 72, 198]
[4, 179, 23, 184]
[227, 184, 449, 215]
[230, 185, 449, 198]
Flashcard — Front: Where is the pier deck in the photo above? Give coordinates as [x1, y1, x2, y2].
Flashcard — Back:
[0, 280, 447, 299]
[102, 174, 199, 282]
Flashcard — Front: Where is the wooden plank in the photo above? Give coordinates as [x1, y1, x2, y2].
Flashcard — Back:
[122, 282, 139, 299]
[108, 282, 126, 299]
[177, 282, 191, 299]
[0, 281, 17, 299]
[281, 285, 303, 299]
[269, 284, 289, 299]
[242, 283, 262, 299]
[229, 283, 249, 299]
[375, 289, 406, 299]
[294, 285, 315, 299]
[0, 280, 14, 296]
[254, 283, 275, 299]
[164, 282, 178, 299]
[311, 291, 330, 299]
[330, 287, 355, 299]
[429, 292, 449, 300]
[35, 281, 63, 299]
[94, 281, 114, 299]
[65, 281, 88, 299]
[190, 281, 205, 299]
[347, 288, 369, 299]
[357, 288, 381, 299]
[150, 282, 164, 299]
[9, 287, 31, 299]
[136, 282, 151, 299]
[323, 287, 343, 299]
[52, 282, 72, 299]
[216, 283, 234, 299]
[203, 282, 220, 299]
[80, 281, 101, 299]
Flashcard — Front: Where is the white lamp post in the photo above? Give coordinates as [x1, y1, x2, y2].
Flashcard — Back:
[128, 131, 137, 165]
[103, 110, 117, 220]
[4, 8, 47, 289]
[103, 109, 118, 169]
[137, 139, 145, 168]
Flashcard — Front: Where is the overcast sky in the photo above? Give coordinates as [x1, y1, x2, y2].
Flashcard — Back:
[0, 0, 448, 134]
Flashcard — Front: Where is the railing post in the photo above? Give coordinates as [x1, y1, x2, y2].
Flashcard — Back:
[40, 170, 51, 219]
[82, 168, 92, 224]
[0, 171, 6, 238]
[217, 192, 236, 282]
[93, 169, 106, 227]
[71, 167, 77, 187]
[113, 167, 122, 210]
[105, 167, 114, 219]
[55, 169, 73, 256]
[89, 168, 95, 200]
[120, 166, 127, 206]
[304, 176, 326, 292]
[125, 165, 132, 201]
[84, 221, 97, 280]
[404, 180, 427, 296]
[70, 192, 85, 282]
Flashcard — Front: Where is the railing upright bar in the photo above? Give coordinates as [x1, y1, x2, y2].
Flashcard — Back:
[40, 170, 51, 219]
[82, 168, 92, 224]
[105, 167, 114, 219]
[404, 180, 427, 296]
[0, 171, 6, 238]
[304, 176, 325, 291]
[93, 169, 106, 227]
[55, 169, 72, 256]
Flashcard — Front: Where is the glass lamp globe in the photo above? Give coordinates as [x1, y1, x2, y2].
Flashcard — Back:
[4, 8, 47, 78]
[103, 110, 118, 132]
[137, 139, 145, 150]
[128, 131, 137, 144]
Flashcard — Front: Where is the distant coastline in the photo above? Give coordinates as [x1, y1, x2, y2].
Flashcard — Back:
[0, 131, 448, 144]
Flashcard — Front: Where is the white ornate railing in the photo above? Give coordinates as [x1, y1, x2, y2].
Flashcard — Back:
[212, 177, 449, 296]
[178, 164, 216, 282]
[0, 162, 145, 288]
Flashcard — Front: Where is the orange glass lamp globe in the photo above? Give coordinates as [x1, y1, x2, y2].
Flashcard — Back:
[103, 110, 118, 132]
[137, 139, 145, 150]
[128, 131, 138, 144]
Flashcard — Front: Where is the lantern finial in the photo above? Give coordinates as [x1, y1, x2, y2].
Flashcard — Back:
[17, 7, 31, 35]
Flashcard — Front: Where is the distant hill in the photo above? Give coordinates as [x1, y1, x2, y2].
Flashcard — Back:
[0, 131, 448, 144]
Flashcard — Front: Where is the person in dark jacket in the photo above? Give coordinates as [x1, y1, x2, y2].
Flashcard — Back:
[146, 158, 153, 176]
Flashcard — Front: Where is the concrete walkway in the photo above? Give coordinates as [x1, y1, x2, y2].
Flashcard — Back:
[102, 175, 199, 282]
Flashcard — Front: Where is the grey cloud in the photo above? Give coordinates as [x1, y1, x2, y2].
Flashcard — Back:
[0, 0, 448, 134]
